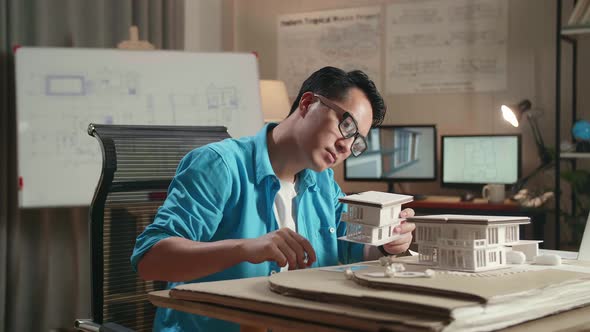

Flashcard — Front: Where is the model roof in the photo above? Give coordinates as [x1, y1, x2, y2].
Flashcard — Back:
[408, 214, 530, 225]
[338, 191, 413, 208]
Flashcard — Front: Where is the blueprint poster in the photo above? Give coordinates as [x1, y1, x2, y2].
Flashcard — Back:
[386, 0, 508, 94]
[278, 7, 382, 97]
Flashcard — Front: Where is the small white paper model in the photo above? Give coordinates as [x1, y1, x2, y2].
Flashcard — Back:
[508, 240, 543, 261]
[409, 214, 532, 272]
[338, 191, 413, 245]
[533, 254, 562, 265]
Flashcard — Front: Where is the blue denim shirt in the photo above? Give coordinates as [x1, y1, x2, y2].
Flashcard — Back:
[130, 124, 364, 332]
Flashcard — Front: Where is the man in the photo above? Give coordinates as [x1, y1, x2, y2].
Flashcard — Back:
[131, 66, 416, 331]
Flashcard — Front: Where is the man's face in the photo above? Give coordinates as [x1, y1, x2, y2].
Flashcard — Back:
[297, 87, 373, 172]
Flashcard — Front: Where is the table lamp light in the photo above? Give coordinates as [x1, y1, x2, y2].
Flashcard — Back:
[500, 99, 553, 192]
[260, 80, 290, 123]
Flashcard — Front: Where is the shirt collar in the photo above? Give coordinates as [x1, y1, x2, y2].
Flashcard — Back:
[254, 123, 278, 185]
[297, 168, 317, 192]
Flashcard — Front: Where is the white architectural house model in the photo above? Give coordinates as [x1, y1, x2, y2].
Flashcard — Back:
[340, 192, 542, 272]
[408, 214, 538, 272]
[339, 191, 413, 246]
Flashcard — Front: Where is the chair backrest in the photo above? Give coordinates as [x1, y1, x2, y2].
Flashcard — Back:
[87, 124, 231, 331]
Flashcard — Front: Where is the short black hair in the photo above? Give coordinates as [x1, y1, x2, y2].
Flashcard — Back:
[288, 66, 386, 128]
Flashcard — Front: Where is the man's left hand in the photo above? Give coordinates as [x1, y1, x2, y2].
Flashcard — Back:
[381, 208, 415, 255]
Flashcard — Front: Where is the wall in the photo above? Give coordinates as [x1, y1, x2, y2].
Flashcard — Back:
[184, 0, 236, 52]
[184, 0, 223, 52]
[229, 0, 572, 197]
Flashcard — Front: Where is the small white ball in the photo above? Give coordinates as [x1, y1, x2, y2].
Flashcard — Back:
[344, 268, 354, 279]
[506, 250, 526, 264]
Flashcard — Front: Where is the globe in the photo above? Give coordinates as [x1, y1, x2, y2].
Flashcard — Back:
[572, 120, 590, 141]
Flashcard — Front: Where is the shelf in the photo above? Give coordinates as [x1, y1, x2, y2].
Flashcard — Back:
[555, 0, 589, 250]
[561, 25, 590, 37]
[560, 152, 590, 159]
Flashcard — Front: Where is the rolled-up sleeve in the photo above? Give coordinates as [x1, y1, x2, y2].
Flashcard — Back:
[130, 147, 231, 271]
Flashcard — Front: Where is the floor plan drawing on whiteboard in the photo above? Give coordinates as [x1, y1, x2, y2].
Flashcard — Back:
[16, 47, 263, 207]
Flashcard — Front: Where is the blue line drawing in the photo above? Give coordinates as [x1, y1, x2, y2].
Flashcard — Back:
[207, 85, 239, 110]
[45, 75, 86, 96]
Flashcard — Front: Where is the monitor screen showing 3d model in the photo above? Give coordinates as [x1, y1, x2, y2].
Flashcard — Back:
[344, 125, 437, 182]
[442, 135, 521, 187]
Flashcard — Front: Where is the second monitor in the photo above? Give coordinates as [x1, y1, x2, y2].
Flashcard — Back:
[441, 134, 521, 188]
[344, 125, 437, 187]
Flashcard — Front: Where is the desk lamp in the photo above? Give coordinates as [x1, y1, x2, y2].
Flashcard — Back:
[500, 99, 553, 192]
[260, 80, 290, 123]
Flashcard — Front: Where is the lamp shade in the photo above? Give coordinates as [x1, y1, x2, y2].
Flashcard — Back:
[500, 99, 532, 127]
[260, 80, 290, 123]
[501, 105, 520, 127]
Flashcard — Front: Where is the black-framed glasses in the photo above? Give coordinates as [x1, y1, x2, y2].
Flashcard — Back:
[314, 94, 368, 157]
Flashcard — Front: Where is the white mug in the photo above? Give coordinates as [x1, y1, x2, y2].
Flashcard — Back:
[482, 184, 506, 204]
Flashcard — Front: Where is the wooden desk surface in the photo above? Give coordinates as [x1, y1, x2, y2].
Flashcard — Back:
[404, 195, 520, 211]
[149, 278, 590, 332]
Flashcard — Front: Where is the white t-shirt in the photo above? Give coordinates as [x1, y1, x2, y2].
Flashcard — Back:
[273, 179, 297, 271]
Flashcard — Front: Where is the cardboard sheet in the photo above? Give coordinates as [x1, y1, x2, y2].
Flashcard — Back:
[351, 266, 590, 302]
[268, 266, 477, 317]
[170, 275, 446, 332]
[266, 260, 590, 331]
[163, 260, 590, 332]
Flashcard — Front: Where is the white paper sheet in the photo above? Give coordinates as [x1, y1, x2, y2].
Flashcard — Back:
[385, 0, 508, 94]
[278, 7, 382, 97]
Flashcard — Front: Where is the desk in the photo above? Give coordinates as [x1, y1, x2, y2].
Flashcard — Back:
[149, 277, 590, 332]
[404, 195, 547, 246]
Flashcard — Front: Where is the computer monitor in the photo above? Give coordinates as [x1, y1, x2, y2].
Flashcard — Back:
[441, 134, 521, 189]
[344, 125, 437, 192]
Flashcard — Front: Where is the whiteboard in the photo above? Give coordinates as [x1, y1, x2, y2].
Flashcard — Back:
[16, 47, 263, 208]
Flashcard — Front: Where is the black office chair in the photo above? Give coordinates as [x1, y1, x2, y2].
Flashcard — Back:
[75, 124, 230, 332]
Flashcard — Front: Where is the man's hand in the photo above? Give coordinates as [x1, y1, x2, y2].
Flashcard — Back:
[240, 228, 316, 270]
[381, 208, 416, 255]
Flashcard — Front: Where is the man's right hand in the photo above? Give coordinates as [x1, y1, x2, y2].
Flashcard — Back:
[240, 228, 317, 270]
